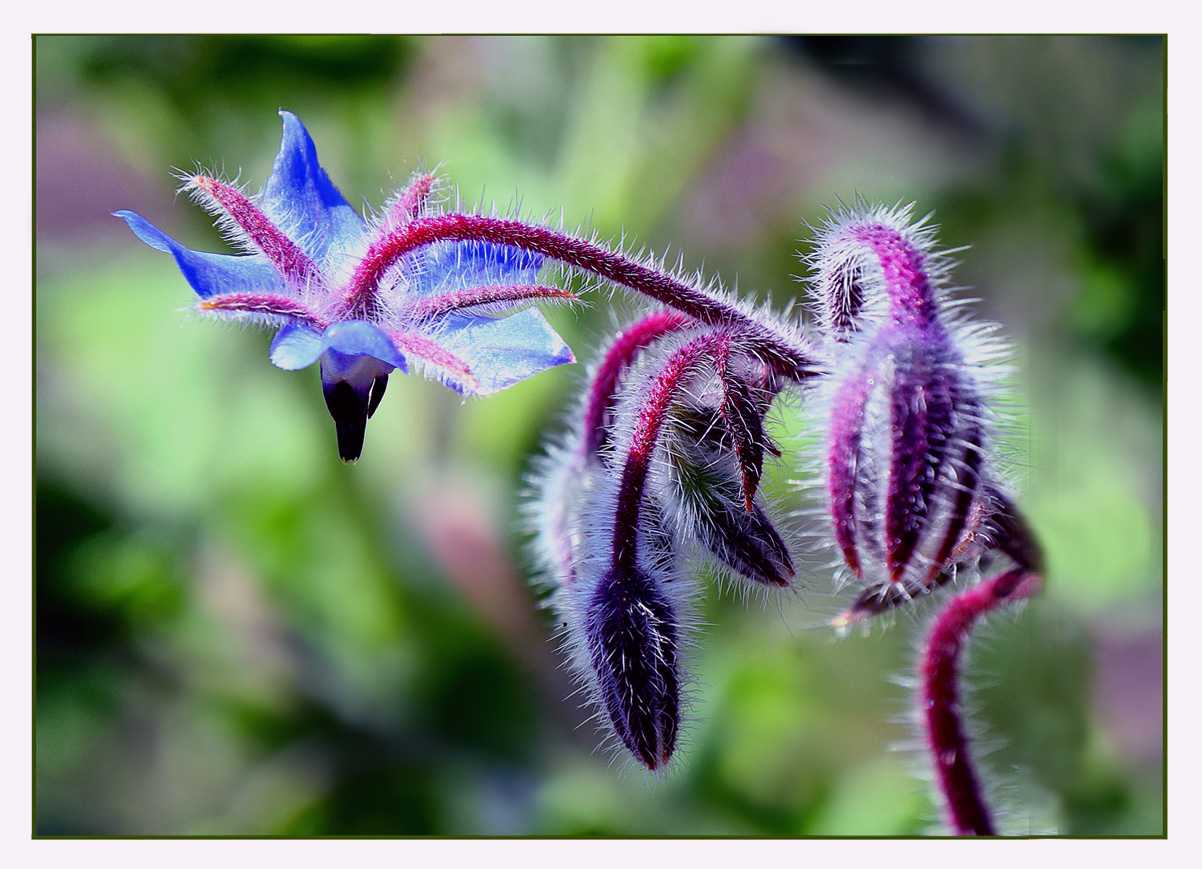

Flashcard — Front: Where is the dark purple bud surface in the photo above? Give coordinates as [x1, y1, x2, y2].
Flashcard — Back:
[585, 566, 681, 770]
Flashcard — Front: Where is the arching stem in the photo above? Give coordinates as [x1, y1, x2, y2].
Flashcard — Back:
[342, 214, 817, 379]
[581, 310, 693, 458]
[611, 332, 724, 571]
[921, 562, 1042, 835]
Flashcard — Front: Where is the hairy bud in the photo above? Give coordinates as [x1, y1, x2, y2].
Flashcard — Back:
[529, 322, 799, 768]
[666, 396, 793, 588]
[584, 561, 682, 770]
[804, 204, 1013, 625]
[825, 324, 985, 604]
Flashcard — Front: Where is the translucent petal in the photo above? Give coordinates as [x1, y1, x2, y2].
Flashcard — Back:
[429, 309, 574, 395]
[260, 111, 368, 265]
[269, 321, 325, 369]
[114, 210, 284, 300]
[413, 240, 543, 299]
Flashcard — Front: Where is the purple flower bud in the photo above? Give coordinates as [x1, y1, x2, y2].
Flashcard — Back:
[827, 324, 985, 589]
[808, 205, 998, 617]
[808, 205, 1046, 836]
[584, 562, 681, 770]
[532, 327, 797, 768]
[666, 395, 793, 588]
[527, 312, 694, 594]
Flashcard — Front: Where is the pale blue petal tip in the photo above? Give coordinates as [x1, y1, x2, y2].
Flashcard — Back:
[270, 322, 325, 370]
[436, 309, 576, 396]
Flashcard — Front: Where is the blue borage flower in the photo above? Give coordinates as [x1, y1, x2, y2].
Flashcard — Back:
[116, 110, 575, 461]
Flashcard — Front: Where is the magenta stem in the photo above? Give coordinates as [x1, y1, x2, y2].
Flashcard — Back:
[581, 311, 692, 457]
[389, 173, 435, 225]
[611, 333, 722, 571]
[920, 567, 1041, 835]
[342, 214, 816, 377]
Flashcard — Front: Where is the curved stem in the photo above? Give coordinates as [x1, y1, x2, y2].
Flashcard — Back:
[848, 222, 939, 328]
[539, 311, 694, 591]
[611, 333, 723, 572]
[344, 214, 817, 378]
[920, 566, 1042, 835]
[582, 310, 693, 458]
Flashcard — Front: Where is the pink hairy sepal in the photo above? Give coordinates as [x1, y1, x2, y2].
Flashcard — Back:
[191, 175, 321, 287]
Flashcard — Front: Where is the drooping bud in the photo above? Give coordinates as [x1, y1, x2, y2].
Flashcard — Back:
[810, 206, 994, 615]
[667, 398, 793, 588]
[828, 324, 985, 585]
[538, 331, 737, 769]
[527, 312, 695, 595]
[584, 560, 682, 770]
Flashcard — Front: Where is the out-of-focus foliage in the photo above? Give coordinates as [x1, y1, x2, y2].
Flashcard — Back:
[35, 35, 1163, 836]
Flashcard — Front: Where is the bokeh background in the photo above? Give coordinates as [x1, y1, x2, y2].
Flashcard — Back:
[34, 35, 1163, 836]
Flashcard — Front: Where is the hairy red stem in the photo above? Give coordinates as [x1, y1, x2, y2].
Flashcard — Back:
[344, 214, 816, 377]
[921, 567, 1041, 835]
[611, 333, 723, 571]
[582, 311, 693, 458]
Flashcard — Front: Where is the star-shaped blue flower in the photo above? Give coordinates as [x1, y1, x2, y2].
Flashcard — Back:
[116, 110, 575, 460]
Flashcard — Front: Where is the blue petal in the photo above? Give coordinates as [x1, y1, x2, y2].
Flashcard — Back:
[431, 309, 574, 395]
[269, 319, 410, 374]
[115, 210, 285, 300]
[270, 321, 325, 369]
[413, 240, 543, 299]
[321, 321, 409, 372]
[261, 111, 368, 265]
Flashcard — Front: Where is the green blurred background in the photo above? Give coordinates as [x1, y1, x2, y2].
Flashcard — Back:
[34, 35, 1163, 836]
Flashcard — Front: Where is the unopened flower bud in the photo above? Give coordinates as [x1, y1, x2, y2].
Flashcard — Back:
[584, 561, 682, 770]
